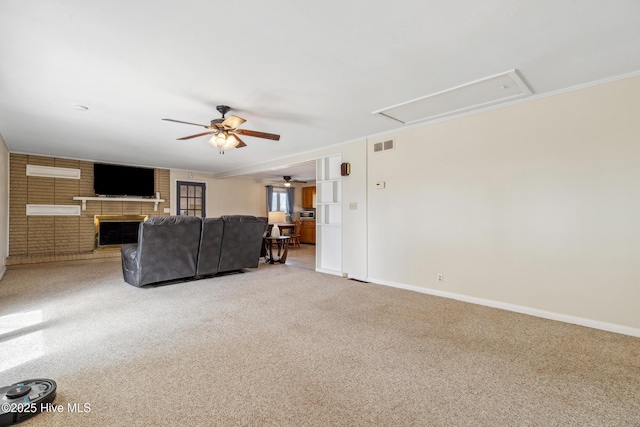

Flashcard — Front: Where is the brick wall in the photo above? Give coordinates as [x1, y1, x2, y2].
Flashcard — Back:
[9, 154, 170, 257]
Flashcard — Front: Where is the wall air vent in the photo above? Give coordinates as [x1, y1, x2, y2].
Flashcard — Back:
[373, 139, 394, 153]
[373, 69, 532, 125]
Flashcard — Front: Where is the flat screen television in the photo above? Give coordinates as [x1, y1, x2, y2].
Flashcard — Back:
[93, 163, 155, 197]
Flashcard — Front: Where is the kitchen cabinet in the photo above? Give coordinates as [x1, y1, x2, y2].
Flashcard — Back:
[300, 221, 316, 244]
[302, 186, 316, 209]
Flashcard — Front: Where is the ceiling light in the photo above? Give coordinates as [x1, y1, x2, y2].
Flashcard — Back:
[208, 132, 227, 147]
[206, 132, 239, 155]
[215, 133, 227, 147]
[222, 135, 240, 150]
[284, 182, 291, 187]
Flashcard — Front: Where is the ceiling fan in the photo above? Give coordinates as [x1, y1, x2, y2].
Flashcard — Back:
[276, 176, 308, 187]
[162, 105, 280, 154]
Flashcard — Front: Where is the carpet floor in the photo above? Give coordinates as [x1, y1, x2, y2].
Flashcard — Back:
[0, 258, 639, 426]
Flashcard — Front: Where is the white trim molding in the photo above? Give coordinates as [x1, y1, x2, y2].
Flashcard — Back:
[26, 164, 81, 179]
[26, 204, 81, 216]
[365, 276, 640, 338]
[316, 267, 341, 276]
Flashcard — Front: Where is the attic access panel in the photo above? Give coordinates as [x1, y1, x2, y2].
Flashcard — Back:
[373, 70, 532, 125]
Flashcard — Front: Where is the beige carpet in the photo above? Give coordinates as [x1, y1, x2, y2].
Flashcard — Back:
[1, 258, 639, 426]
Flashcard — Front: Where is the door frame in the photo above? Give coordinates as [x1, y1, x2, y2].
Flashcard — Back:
[176, 181, 206, 217]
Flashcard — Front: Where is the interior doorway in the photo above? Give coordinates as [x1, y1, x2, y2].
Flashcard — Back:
[176, 181, 206, 217]
[250, 160, 317, 270]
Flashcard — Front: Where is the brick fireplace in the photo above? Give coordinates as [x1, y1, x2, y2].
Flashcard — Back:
[7, 153, 170, 266]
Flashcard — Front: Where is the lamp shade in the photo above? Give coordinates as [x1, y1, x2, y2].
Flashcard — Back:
[267, 211, 286, 224]
[222, 135, 240, 149]
[214, 133, 227, 147]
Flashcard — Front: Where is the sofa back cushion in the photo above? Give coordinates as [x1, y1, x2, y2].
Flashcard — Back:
[137, 215, 202, 285]
[196, 217, 224, 277]
[218, 215, 265, 272]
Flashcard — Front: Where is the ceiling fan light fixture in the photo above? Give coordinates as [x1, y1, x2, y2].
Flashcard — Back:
[222, 135, 240, 150]
[215, 133, 227, 147]
[207, 135, 217, 147]
[284, 182, 291, 187]
[164, 105, 280, 154]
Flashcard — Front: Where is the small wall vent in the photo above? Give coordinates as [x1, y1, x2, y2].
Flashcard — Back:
[373, 139, 394, 153]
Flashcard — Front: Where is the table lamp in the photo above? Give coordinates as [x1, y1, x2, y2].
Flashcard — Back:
[268, 211, 286, 224]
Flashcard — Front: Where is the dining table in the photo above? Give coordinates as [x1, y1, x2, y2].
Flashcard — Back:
[273, 223, 295, 236]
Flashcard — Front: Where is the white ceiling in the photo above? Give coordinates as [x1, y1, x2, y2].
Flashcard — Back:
[1, 1, 639, 179]
[241, 161, 317, 183]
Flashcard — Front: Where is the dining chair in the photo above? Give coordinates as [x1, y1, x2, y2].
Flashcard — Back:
[290, 220, 302, 249]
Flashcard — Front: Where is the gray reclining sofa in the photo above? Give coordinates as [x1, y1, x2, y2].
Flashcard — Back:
[121, 215, 265, 287]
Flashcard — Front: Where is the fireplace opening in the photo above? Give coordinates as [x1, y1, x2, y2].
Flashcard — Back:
[99, 222, 139, 246]
[94, 215, 148, 250]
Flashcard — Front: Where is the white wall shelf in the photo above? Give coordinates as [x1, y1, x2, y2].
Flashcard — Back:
[316, 154, 342, 275]
[26, 164, 81, 179]
[26, 204, 81, 216]
[73, 196, 164, 211]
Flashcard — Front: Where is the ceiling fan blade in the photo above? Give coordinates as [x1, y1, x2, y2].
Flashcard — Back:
[235, 129, 281, 141]
[228, 134, 247, 148]
[177, 131, 213, 140]
[162, 118, 209, 128]
[221, 115, 246, 130]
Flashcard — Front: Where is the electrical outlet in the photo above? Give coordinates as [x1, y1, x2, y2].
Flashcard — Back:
[437, 273, 443, 283]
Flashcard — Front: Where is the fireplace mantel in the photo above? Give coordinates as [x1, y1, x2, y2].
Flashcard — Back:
[73, 196, 165, 211]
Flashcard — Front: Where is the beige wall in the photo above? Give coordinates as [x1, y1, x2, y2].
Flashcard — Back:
[211, 176, 268, 217]
[170, 171, 268, 218]
[8, 154, 170, 258]
[367, 75, 640, 332]
[339, 139, 367, 280]
[0, 134, 8, 277]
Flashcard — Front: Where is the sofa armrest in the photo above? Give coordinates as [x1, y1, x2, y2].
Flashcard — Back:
[121, 244, 138, 270]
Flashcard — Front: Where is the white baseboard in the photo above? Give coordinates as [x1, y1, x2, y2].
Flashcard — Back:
[366, 276, 640, 338]
[315, 267, 342, 276]
[0, 265, 6, 281]
[345, 274, 368, 283]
